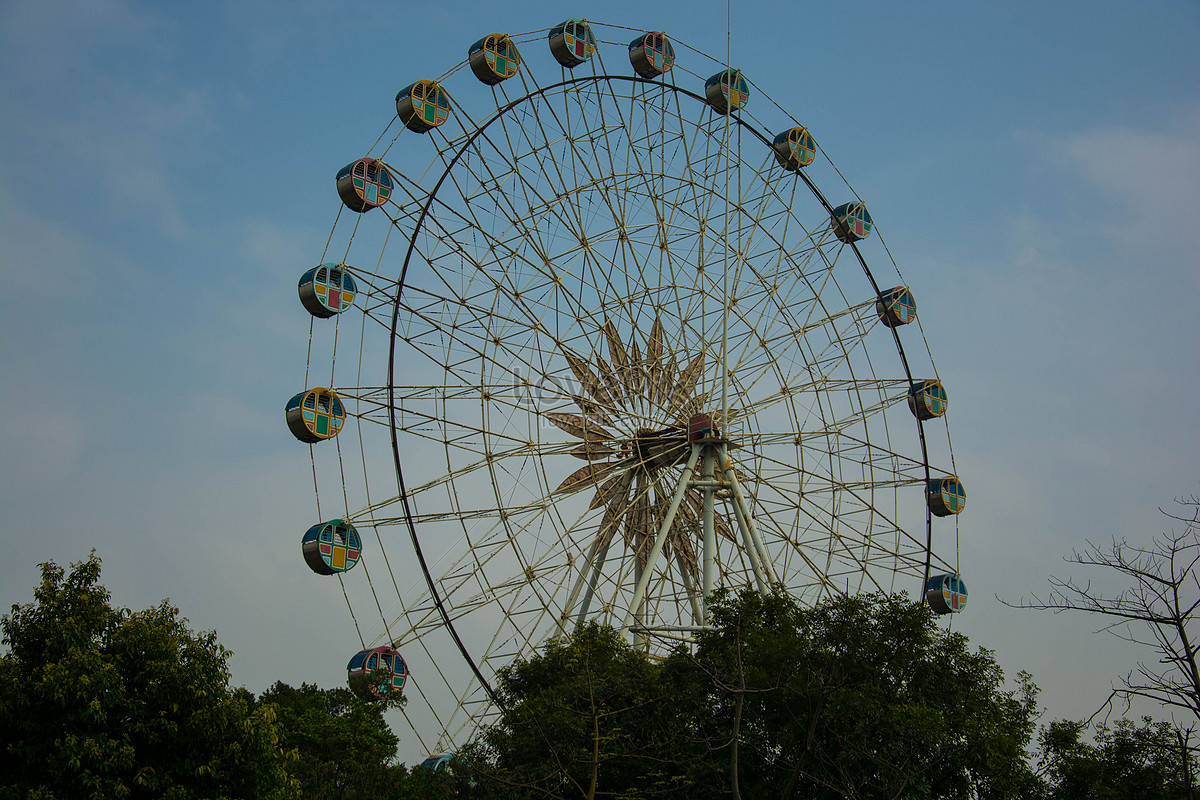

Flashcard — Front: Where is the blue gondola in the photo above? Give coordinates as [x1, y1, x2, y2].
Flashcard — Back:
[927, 477, 966, 517]
[832, 201, 872, 243]
[772, 126, 817, 171]
[419, 753, 455, 772]
[926, 573, 968, 614]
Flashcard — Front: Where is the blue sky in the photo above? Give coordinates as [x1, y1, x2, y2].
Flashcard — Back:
[2, 0, 1198, 762]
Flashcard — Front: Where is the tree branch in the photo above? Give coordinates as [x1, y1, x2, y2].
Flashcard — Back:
[1005, 497, 1200, 724]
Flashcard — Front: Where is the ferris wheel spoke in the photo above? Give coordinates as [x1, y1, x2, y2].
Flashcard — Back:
[496, 87, 581, 205]
[515, 105, 628, 253]
[722, 156, 790, 270]
[575, 92, 640, 241]
[492, 123, 593, 255]
[583, 82, 639, 249]
[652, 88, 699, 238]
[625, 85, 675, 256]
[454, 148, 571, 269]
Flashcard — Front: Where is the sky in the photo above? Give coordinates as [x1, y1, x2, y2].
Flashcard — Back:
[2, 0, 1199, 763]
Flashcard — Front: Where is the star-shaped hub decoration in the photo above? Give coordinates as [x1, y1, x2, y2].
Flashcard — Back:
[546, 318, 744, 583]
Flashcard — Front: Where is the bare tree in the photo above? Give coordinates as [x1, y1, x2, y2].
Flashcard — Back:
[1012, 496, 1200, 722]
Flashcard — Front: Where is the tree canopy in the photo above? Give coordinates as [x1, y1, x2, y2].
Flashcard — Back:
[674, 589, 1042, 799]
[461, 589, 1042, 799]
[256, 681, 406, 799]
[0, 554, 296, 800]
[1039, 716, 1198, 800]
[466, 622, 679, 798]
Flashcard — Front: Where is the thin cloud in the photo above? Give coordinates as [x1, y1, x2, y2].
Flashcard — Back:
[1, 0, 161, 85]
[2, 0, 215, 238]
[1049, 106, 1200, 253]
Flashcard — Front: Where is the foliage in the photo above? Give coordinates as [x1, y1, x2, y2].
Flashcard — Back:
[1013, 496, 1200, 722]
[669, 589, 1042, 799]
[462, 590, 1042, 800]
[1039, 716, 1199, 799]
[402, 756, 467, 800]
[257, 681, 406, 800]
[462, 622, 683, 799]
[0, 554, 297, 800]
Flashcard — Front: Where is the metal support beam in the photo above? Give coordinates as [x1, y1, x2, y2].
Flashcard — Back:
[623, 446, 702, 636]
[722, 446, 776, 591]
[563, 511, 618, 631]
[701, 445, 717, 620]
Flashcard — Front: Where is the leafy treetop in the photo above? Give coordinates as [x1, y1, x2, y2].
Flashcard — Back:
[0, 554, 297, 800]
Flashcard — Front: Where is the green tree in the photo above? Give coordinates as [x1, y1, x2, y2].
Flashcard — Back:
[1040, 717, 1198, 799]
[463, 622, 687, 799]
[668, 589, 1043, 799]
[257, 681, 406, 799]
[0, 554, 297, 800]
[463, 591, 1042, 800]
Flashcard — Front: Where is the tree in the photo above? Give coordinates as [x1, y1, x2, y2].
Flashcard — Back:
[668, 589, 1042, 800]
[462, 622, 686, 799]
[1039, 716, 1198, 799]
[1013, 496, 1200, 722]
[257, 681, 406, 800]
[462, 591, 1041, 800]
[0, 554, 297, 800]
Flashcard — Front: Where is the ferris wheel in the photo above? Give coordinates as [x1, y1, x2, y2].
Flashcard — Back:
[287, 20, 966, 753]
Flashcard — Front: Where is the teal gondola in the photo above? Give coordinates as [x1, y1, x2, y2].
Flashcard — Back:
[468, 33, 520, 84]
[876, 286, 916, 327]
[908, 380, 948, 420]
[301, 519, 361, 574]
[396, 80, 451, 133]
[704, 69, 749, 113]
